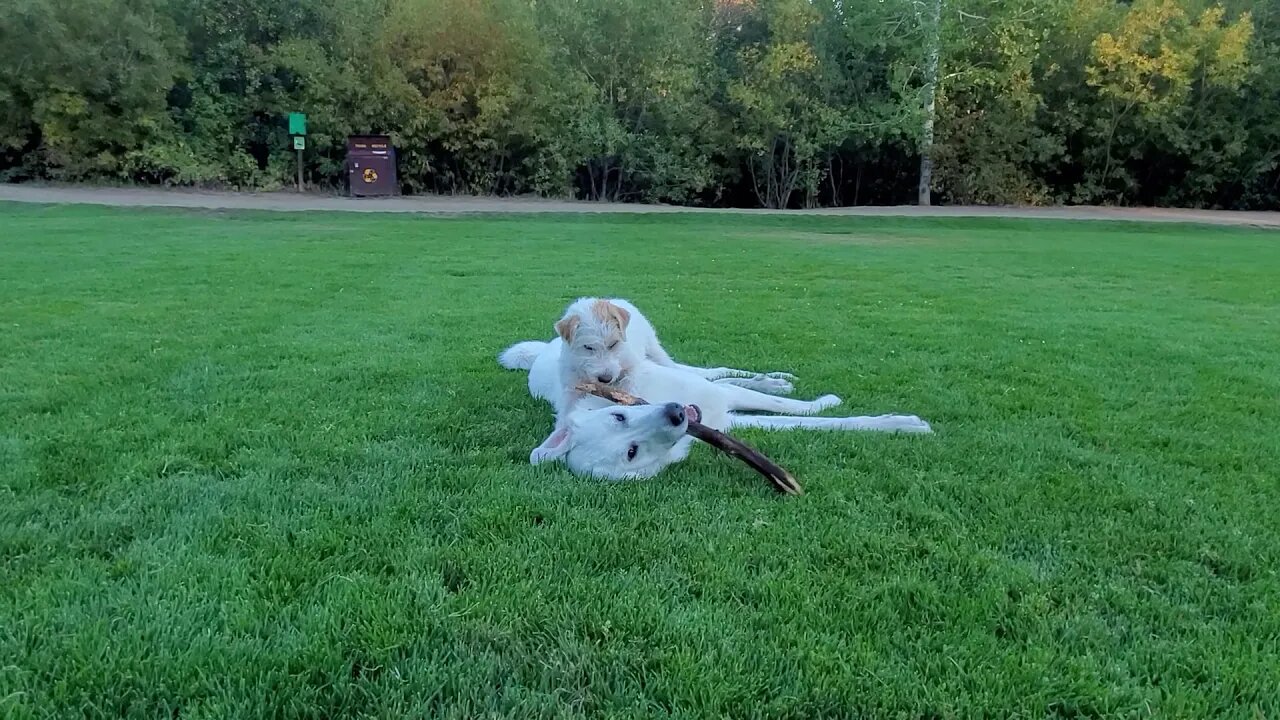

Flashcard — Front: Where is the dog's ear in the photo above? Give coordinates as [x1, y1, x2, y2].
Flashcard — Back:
[529, 425, 572, 465]
[555, 315, 580, 342]
[608, 303, 630, 331]
[591, 299, 631, 332]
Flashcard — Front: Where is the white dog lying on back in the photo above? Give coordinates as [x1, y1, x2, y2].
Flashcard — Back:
[499, 298, 932, 479]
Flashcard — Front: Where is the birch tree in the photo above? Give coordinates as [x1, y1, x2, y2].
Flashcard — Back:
[915, 0, 943, 206]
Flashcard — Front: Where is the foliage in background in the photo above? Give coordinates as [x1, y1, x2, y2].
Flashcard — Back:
[0, 0, 1275, 208]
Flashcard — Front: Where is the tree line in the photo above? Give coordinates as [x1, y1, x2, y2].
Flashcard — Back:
[1, 0, 1275, 209]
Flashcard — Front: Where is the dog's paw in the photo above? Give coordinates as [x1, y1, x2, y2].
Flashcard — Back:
[892, 415, 933, 433]
[807, 394, 842, 413]
[764, 371, 798, 381]
[751, 375, 795, 395]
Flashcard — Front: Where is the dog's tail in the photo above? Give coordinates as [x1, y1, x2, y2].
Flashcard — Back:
[498, 341, 546, 370]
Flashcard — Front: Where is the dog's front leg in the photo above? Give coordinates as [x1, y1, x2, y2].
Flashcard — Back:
[718, 382, 842, 416]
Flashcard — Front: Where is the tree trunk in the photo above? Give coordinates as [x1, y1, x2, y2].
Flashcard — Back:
[918, 0, 942, 207]
[828, 153, 842, 206]
[748, 157, 767, 208]
[599, 162, 612, 202]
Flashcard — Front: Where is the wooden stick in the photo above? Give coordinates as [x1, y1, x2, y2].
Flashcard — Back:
[575, 383, 803, 496]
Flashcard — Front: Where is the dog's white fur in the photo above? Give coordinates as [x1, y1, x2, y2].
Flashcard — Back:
[545, 297, 795, 388]
[500, 305, 932, 479]
[507, 297, 797, 457]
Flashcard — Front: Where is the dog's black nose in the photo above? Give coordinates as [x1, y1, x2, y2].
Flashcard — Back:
[597, 373, 614, 384]
[662, 402, 685, 426]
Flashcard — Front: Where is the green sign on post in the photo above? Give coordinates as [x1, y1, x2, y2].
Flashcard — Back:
[289, 112, 307, 192]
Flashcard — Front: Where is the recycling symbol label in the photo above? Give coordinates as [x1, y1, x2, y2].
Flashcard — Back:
[362, 168, 378, 183]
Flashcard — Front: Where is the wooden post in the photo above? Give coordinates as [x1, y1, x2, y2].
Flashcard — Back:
[288, 113, 307, 192]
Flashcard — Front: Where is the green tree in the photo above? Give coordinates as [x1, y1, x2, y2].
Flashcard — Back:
[930, 0, 1070, 205]
[1082, 0, 1252, 202]
[806, 0, 923, 206]
[1233, 1, 1280, 208]
[377, 0, 547, 195]
[531, 0, 722, 203]
[723, 0, 847, 208]
[0, 0, 182, 180]
[0, 0, 1278, 209]
[164, 0, 395, 188]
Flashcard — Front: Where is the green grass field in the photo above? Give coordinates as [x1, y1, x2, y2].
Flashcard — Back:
[2, 202, 1279, 719]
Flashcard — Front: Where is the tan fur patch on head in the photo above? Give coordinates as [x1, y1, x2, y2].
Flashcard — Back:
[555, 315, 580, 342]
[591, 300, 631, 332]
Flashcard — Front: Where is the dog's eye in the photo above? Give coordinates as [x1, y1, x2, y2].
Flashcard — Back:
[626, 443, 638, 461]
[611, 412, 626, 424]
[582, 345, 595, 352]
[607, 341, 619, 350]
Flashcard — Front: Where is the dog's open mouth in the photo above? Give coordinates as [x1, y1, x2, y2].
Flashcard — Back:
[684, 404, 701, 424]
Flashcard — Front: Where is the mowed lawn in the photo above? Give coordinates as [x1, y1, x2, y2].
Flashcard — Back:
[2, 202, 1278, 719]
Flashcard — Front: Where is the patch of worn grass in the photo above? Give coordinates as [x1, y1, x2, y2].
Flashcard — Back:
[2, 202, 1279, 718]
[741, 227, 940, 246]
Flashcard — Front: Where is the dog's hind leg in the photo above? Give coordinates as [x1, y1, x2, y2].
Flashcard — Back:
[729, 413, 932, 433]
[686, 364, 797, 382]
[717, 383, 841, 415]
[713, 375, 794, 395]
[639, 329, 797, 383]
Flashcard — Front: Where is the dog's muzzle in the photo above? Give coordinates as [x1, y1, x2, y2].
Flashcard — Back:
[662, 402, 685, 426]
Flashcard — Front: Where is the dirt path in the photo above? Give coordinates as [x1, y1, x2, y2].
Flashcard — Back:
[3, 183, 1279, 229]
